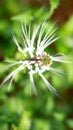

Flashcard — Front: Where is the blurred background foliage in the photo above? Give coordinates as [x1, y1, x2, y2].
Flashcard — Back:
[0, 0, 73, 130]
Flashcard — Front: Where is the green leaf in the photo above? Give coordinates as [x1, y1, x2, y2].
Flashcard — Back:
[54, 112, 66, 122]
[33, 7, 51, 22]
[49, 0, 60, 16]
[11, 12, 33, 25]
[18, 111, 31, 130]
[66, 119, 73, 129]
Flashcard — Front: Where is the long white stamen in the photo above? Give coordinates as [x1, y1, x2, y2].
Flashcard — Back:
[29, 71, 38, 96]
[49, 67, 65, 78]
[21, 34, 28, 49]
[7, 63, 27, 91]
[36, 34, 56, 55]
[43, 21, 57, 41]
[41, 33, 56, 49]
[36, 34, 58, 55]
[0, 61, 24, 73]
[8, 75, 15, 91]
[0, 65, 25, 87]
[22, 24, 34, 57]
[39, 72, 58, 96]
[51, 56, 72, 63]
[13, 35, 25, 55]
[42, 36, 60, 50]
[28, 24, 31, 40]
[31, 25, 40, 47]
[37, 22, 47, 49]
[40, 27, 58, 47]
[22, 25, 30, 47]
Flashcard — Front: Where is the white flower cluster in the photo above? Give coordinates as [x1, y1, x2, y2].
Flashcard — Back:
[0, 21, 70, 96]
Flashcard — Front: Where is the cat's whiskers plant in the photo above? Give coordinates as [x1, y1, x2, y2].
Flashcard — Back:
[0, 21, 71, 96]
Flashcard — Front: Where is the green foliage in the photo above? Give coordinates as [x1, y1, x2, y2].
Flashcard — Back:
[12, 0, 60, 24]
[49, 0, 60, 11]
[11, 7, 51, 24]
[49, 0, 60, 17]
[13, 111, 31, 130]
[11, 12, 33, 25]
[66, 119, 73, 129]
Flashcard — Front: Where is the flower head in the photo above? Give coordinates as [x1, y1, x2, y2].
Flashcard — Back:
[0, 21, 71, 96]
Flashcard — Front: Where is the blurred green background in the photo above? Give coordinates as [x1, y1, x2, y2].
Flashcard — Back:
[0, 0, 73, 130]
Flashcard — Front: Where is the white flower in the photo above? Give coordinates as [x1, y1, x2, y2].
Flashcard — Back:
[0, 21, 71, 96]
